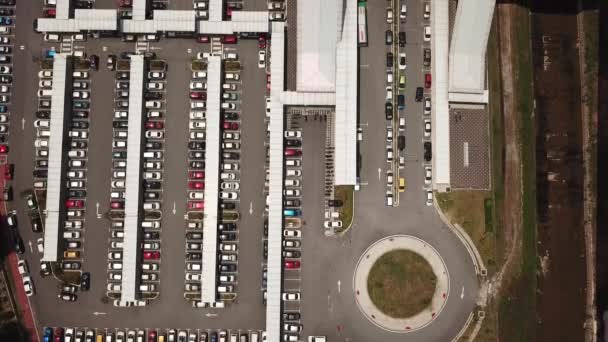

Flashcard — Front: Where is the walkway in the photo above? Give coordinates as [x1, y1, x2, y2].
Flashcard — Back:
[353, 235, 449, 333]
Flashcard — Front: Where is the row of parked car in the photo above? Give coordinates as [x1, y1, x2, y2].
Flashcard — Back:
[44, 327, 266, 342]
[106, 57, 168, 300]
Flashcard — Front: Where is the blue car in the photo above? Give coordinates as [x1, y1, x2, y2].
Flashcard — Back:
[0, 105, 6, 113]
[283, 209, 301, 217]
[45, 49, 56, 58]
[0, 17, 11, 25]
[43, 327, 53, 342]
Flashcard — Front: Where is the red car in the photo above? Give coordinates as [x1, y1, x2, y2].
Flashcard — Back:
[189, 171, 205, 179]
[0, 144, 9, 153]
[110, 201, 123, 209]
[424, 73, 432, 89]
[188, 181, 205, 189]
[188, 201, 204, 210]
[4, 163, 13, 180]
[143, 251, 160, 260]
[225, 8, 232, 18]
[146, 121, 163, 129]
[45, 8, 56, 17]
[222, 35, 237, 44]
[54, 327, 64, 342]
[66, 200, 84, 208]
[284, 149, 301, 157]
[118, 0, 132, 8]
[284, 260, 300, 269]
[190, 92, 206, 100]
[197, 35, 210, 43]
[223, 122, 239, 130]
[266, 74, 271, 92]
[148, 331, 157, 342]
[258, 36, 267, 49]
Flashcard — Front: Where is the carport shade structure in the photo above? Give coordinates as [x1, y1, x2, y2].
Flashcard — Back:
[201, 56, 222, 304]
[120, 55, 146, 302]
[42, 54, 71, 262]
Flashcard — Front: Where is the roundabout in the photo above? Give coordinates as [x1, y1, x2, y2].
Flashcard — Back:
[353, 235, 450, 333]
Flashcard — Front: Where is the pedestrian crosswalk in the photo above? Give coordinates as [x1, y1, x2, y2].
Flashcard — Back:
[135, 41, 149, 53]
[60, 36, 73, 54]
[211, 37, 223, 56]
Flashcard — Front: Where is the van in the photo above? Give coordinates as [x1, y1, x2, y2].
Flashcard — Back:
[37, 130, 51, 138]
[225, 73, 240, 81]
[143, 151, 162, 159]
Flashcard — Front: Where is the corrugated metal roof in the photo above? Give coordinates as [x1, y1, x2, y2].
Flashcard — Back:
[230, 11, 268, 22]
[265, 22, 285, 342]
[432, 0, 451, 188]
[448, 0, 494, 99]
[42, 54, 69, 262]
[208, 0, 224, 22]
[121, 55, 145, 302]
[122, 11, 195, 33]
[197, 20, 269, 35]
[36, 19, 79, 33]
[132, 0, 147, 21]
[280, 91, 336, 106]
[56, 0, 70, 20]
[333, 0, 358, 185]
[201, 56, 221, 304]
[36, 10, 118, 33]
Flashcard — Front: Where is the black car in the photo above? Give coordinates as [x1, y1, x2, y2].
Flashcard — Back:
[385, 102, 393, 120]
[113, 121, 128, 128]
[219, 202, 236, 210]
[13, 234, 24, 255]
[89, 55, 99, 70]
[423, 48, 431, 67]
[0, 0, 15, 6]
[0, 75, 11, 83]
[222, 152, 239, 160]
[188, 141, 205, 150]
[145, 142, 162, 150]
[223, 112, 238, 121]
[113, 151, 127, 159]
[120, 51, 135, 59]
[143, 232, 160, 239]
[283, 312, 301, 321]
[399, 31, 406, 47]
[189, 161, 204, 169]
[68, 190, 86, 198]
[189, 151, 204, 160]
[73, 111, 89, 119]
[218, 223, 236, 231]
[70, 140, 87, 149]
[151, 2, 166, 9]
[73, 101, 89, 109]
[0, 8, 13, 15]
[144, 192, 159, 200]
[219, 233, 237, 241]
[144, 92, 163, 100]
[74, 1, 93, 9]
[116, 72, 130, 80]
[33, 169, 48, 178]
[187, 253, 202, 260]
[424, 142, 432, 162]
[386, 52, 393, 68]
[36, 160, 48, 168]
[218, 264, 237, 272]
[327, 199, 343, 207]
[398, 135, 405, 151]
[72, 121, 89, 129]
[285, 139, 301, 147]
[186, 232, 202, 240]
[36, 111, 50, 119]
[210, 332, 218, 342]
[284, 199, 300, 207]
[283, 250, 301, 258]
[80, 272, 90, 291]
[143, 181, 161, 190]
[415, 87, 424, 102]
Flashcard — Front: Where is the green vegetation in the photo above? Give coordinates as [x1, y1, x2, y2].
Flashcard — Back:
[498, 5, 537, 342]
[367, 250, 436, 318]
[436, 191, 496, 274]
[334, 185, 354, 233]
[484, 199, 494, 233]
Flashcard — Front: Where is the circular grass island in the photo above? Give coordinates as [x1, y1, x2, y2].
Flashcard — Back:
[367, 249, 437, 318]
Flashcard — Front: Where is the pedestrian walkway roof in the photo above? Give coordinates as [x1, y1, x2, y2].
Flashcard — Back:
[208, 0, 224, 22]
[201, 56, 222, 304]
[121, 55, 145, 302]
[265, 22, 285, 342]
[42, 54, 69, 263]
[448, 0, 494, 103]
[280, 91, 335, 106]
[122, 11, 196, 33]
[197, 14, 268, 35]
[36, 10, 118, 32]
[132, 0, 147, 21]
[56, 0, 70, 20]
[432, 0, 451, 189]
[333, 0, 358, 186]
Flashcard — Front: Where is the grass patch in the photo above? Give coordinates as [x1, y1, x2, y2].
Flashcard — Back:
[367, 250, 436, 318]
[436, 191, 496, 274]
[334, 185, 354, 232]
[498, 5, 537, 342]
[484, 199, 494, 232]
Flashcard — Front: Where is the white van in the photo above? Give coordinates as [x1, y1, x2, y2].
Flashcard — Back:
[37, 130, 51, 138]
[37, 89, 53, 97]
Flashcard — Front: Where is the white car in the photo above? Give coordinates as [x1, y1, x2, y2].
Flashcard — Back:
[282, 292, 300, 301]
[425, 166, 432, 185]
[188, 192, 204, 200]
[17, 260, 28, 275]
[145, 101, 162, 109]
[147, 82, 164, 90]
[283, 324, 302, 333]
[219, 243, 237, 252]
[424, 97, 431, 115]
[221, 102, 236, 110]
[190, 110, 205, 120]
[283, 230, 301, 238]
[223, 83, 237, 91]
[67, 171, 84, 178]
[426, 190, 433, 206]
[386, 86, 393, 101]
[114, 111, 128, 119]
[192, 71, 207, 79]
[196, 52, 211, 60]
[148, 71, 165, 80]
[38, 70, 53, 78]
[190, 131, 205, 140]
[258, 50, 266, 68]
[39, 80, 52, 88]
[190, 121, 206, 129]
[386, 8, 393, 23]
[423, 3, 431, 19]
[72, 91, 89, 99]
[223, 132, 240, 140]
[423, 119, 431, 137]
[222, 163, 239, 171]
[284, 189, 301, 197]
[323, 220, 342, 229]
[220, 182, 240, 191]
[190, 81, 206, 90]
[22, 276, 34, 296]
[36, 238, 44, 253]
[284, 130, 301, 138]
[401, 4, 407, 19]
[399, 52, 406, 70]
[424, 26, 431, 42]
[145, 130, 164, 139]
[72, 71, 89, 78]
[191, 101, 205, 109]
[220, 191, 239, 201]
[0, 66, 11, 74]
[269, 12, 285, 21]
[34, 119, 50, 128]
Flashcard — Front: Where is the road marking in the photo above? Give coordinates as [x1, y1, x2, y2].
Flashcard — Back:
[172, 201, 176, 215]
[96, 202, 101, 219]
[28, 241, 33, 253]
[19, 45, 24, 50]
[102, 46, 107, 52]
[377, 168, 381, 181]
[359, 64, 369, 68]
[21, 118, 25, 130]
[460, 286, 464, 299]
[337, 280, 341, 293]
[205, 313, 218, 317]
[249, 201, 253, 215]
[92, 312, 107, 316]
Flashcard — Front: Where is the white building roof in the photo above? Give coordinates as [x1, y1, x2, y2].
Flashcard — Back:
[265, 22, 285, 342]
[56, 0, 70, 20]
[121, 55, 145, 302]
[448, 0, 494, 103]
[198, 20, 268, 35]
[333, 0, 358, 186]
[42, 54, 69, 262]
[280, 91, 335, 106]
[122, 11, 196, 33]
[208, 0, 224, 22]
[296, 0, 339, 91]
[132, 0, 147, 21]
[201, 56, 222, 304]
[36, 10, 118, 33]
[230, 11, 268, 22]
[432, 0, 451, 189]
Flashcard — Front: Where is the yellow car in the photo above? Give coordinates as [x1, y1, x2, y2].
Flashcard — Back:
[399, 177, 406, 192]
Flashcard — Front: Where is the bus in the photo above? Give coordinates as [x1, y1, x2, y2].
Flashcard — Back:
[357, 2, 368, 47]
